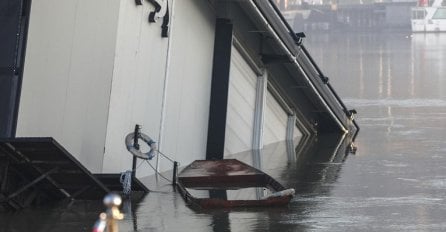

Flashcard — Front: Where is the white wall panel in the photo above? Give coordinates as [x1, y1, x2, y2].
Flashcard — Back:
[101, 0, 169, 175]
[224, 47, 257, 155]
[225, 46, 301, 156]
[16, 0, 120, 172]
[264, 92, 288, 145]
[14, 0, 300, 178]
[159, 0, 215, 172]
[102, 0, 216, 176]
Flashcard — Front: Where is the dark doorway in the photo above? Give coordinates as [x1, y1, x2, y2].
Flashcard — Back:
[0, 0, 31, 138]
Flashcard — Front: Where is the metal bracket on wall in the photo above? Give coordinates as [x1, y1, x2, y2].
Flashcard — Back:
[135, 0, 170, 38]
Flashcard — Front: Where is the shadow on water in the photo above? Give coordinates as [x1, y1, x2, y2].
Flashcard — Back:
[0, 194, 147, 232]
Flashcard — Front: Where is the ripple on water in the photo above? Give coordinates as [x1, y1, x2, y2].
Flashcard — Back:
[424, 179, 446, 190]
[343, 98, 446, 108]
[293, 195, 445, 209]
[286, 195, 446, 231]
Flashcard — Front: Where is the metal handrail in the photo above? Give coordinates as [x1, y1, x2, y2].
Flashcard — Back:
[267, 0, 359, 124]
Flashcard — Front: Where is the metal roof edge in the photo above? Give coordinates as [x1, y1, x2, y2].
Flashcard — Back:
[244, 0, 360, 136]
[252, 0, 299, 55]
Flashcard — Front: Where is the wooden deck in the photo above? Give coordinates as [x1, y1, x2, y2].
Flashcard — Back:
[0, 137, 148, 211]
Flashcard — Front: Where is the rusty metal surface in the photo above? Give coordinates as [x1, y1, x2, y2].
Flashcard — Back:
[196, 196, 293, 209]
[178, 159, 267, 187]
[176, 159, 292, 209]
[179, 159, 263, 177]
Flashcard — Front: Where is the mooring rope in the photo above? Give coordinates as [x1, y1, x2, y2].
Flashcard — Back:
[157, 150, 176, 164]
[119, 170, 133, 195]
[120, 149, 178, 194]
[145, 159, 173, 183]
[120, 160, 146, 195]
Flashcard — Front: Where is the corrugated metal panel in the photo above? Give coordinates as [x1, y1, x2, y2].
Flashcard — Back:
[224, 47, 257, 155]
[263, 92, 288, 145]
[225, 46, 300, 156]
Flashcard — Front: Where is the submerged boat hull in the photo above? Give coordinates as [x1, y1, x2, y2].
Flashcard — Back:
[176, 159, 294, 209]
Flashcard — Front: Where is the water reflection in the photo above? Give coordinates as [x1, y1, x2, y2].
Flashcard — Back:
[207, 133, 355, 232]
[306, 32, 446, 100]
[282, 134, 354, 196]
[0, 200, 103, 231]
[303, 32, 446, 231]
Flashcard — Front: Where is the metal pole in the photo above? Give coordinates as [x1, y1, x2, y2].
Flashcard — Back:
[252, 71, 267, 152]
[172, 161, 178, 186]
[131, 125, 140, 186]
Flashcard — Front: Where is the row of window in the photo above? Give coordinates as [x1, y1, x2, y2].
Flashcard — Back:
[412, 9, 427, 19]
[412, 8, 446, 20]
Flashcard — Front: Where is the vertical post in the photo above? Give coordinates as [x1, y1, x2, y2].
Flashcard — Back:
[1, 161, 9, 193]
[157, 0, 176, 174]
[206, 18, 233, 160]
[172, 161, 178, 186]
[286, 114, 297, 162]
[131, 125, 140, 184]
[252, 71, 268, 151]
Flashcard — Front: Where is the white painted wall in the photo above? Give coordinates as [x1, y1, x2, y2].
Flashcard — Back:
[264, 93, 287, 144]
[15, 0, 299, 177]
[157, 0, 216, 173]
[101, 0, 169, 175]
[102, 0, 216, 176]
[224, 47, 301, 156]
[264, 91, 302, 143]
[17, 0, 216, 176]
[224, 47, 257, 155]
[16, 0, 121, 172]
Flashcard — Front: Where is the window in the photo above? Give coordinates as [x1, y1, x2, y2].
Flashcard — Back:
[433, 9, 446, 19]
[412, 9, 427, 19]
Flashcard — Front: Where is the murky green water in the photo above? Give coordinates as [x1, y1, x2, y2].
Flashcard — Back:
[1, 32, 446, 232]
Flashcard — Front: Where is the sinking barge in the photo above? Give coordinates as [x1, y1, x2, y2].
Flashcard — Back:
[176, 159, 294, 209]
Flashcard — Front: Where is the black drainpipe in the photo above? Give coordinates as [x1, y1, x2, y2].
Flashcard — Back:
[205, 18, 233, 160]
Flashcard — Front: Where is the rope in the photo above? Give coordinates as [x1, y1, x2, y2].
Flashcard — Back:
[121, 147, 178, 194]
[119, 170, 133, 195]
[157, 150, 176, 164]
[145, 160, 173, 183]
[119, 159, 147, 195]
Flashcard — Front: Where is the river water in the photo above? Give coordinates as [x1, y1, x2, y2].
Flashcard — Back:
[1, 32, 446, 232]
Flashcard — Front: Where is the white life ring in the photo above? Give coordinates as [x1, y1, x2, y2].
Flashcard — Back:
[125, 132, 157, 160]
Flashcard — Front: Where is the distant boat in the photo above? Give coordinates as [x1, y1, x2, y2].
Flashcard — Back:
[411, 0, 446, 32]
[176, 159, 295, 209]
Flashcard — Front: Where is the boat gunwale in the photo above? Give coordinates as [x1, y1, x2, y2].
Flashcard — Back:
[175, 159, 293, 209]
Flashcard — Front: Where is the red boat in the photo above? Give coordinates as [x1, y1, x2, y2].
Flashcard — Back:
[176, 159, 295, 209]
